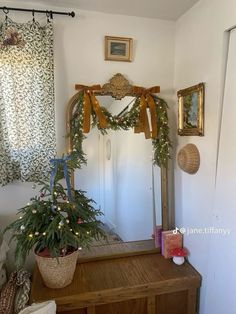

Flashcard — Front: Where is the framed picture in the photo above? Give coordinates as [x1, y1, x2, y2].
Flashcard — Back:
[105, 36, 133, 62]
[177, 83, 204, 136]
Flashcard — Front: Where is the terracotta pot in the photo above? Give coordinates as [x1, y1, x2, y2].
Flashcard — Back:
[35, 250, 79, 289]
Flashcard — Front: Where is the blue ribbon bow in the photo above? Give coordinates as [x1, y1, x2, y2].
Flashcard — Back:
[50, 156, 72, 202]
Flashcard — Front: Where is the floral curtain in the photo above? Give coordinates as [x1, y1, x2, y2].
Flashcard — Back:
[0, 19, 56, 186]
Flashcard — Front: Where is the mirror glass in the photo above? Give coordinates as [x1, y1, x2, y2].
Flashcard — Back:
[74, 96, 162, 247]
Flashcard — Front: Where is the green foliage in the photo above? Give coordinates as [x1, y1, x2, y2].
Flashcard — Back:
[69, 92, 171, 169]
[5, 174, 105, 268]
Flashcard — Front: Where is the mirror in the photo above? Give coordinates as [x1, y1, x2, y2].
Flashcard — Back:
[66, 74, 170, 260]
[76, 96, 162, 245]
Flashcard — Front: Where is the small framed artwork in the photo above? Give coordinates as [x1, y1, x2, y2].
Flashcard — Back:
[177, 83, 204, 136]
[105, 36, 133, 62]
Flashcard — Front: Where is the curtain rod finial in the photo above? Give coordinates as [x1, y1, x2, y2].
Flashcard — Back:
[70, 11, 75, 18]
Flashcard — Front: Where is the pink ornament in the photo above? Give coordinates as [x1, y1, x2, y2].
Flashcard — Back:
[77, 218, 83, 224]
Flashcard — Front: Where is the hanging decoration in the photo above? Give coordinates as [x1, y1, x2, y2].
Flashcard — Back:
[1, 27, 25, 48]
[68, 74, 171, 168]
[75, 85, 108, 133]
[132, 86, 160, 139]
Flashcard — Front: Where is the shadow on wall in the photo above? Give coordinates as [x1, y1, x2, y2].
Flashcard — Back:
[0, 181, 40, 273]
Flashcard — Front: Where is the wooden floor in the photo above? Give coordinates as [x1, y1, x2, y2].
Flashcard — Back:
[30, 253, 201, 314]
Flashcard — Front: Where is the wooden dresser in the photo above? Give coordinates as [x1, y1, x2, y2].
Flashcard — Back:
[30, 253, 201, 314]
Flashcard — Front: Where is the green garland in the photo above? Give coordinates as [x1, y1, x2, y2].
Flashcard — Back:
[69, 92, 171, 169]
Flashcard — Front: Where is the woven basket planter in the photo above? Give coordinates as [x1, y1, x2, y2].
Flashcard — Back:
[177, 143, 200, 174]
[35, 250, 79, 289]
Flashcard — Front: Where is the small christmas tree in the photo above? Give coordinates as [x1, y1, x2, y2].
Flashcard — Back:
[5, 157, 105, 268]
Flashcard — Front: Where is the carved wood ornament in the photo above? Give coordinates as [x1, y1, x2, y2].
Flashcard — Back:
[75, 73, 160, 99]
[101, 73, 133, 99]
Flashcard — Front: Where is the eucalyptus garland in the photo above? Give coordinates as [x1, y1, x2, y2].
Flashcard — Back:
[69, 92, 171, 169]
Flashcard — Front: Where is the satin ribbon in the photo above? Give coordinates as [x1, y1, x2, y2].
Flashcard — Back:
[134, 93, 158, 139]
[50, 156, 72, 201]
[76, 85, 108, 133]
[132, 86, 160, 96]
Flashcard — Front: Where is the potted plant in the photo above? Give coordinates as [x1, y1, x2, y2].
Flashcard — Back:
[5, 158, 105, 289]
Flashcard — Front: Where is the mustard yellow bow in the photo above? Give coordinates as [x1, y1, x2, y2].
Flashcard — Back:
[132, 86, 160, 96]
[76, 85, 108, 133]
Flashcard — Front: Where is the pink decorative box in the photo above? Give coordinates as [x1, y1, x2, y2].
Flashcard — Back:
[161, 230, 183, 259]
[154, 226, 162, 248]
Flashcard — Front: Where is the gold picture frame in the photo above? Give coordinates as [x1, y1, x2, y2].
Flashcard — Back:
[178, 83, 204, 136]
[105, 36, 133, 62]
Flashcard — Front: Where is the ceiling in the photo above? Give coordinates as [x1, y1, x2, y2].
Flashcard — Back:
[13, 0, 199, 21]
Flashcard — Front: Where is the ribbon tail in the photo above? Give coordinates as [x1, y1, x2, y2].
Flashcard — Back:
[63, 162, 72, 202]
[50, 161, 58, 194]
[83, 91, 91, 133]
[134, 124, 141, 133]
[147, 94, 158, 139]
[90, 93, 108, 129]
[139, 95, 151, 139]
[134, 95, 145, 134]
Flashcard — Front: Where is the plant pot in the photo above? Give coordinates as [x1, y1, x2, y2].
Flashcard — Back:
[35, 249, 79, 289]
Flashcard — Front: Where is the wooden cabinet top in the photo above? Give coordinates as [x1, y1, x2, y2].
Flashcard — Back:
[30, 253, 201, 312]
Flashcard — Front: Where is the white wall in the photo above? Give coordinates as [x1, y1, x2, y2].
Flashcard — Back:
[0, 1, 175, 268]
[174, 0, 236, 313]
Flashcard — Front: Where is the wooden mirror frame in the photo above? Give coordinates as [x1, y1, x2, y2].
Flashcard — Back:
[66, 74, 169, 259]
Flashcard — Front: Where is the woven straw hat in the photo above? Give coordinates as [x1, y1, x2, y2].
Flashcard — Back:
[177, 144, 200, 174]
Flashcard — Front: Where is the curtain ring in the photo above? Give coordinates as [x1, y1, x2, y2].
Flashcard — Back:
[46, 11, 50, 23]
[3, 7, 9, 24]
[32, 9, 35, 23]
[3, 7, 9, 15]
[49, 11, 53, 20]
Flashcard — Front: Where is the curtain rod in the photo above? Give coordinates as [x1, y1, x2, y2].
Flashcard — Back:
[0, 6, 75, 18]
